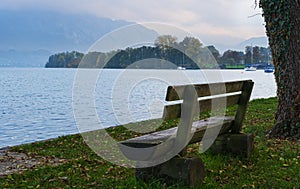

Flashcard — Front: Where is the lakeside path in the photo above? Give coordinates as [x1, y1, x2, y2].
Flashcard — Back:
[0, 97, 299, 188]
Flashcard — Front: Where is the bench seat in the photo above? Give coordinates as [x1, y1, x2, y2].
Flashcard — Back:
[121, 116, 234, 148]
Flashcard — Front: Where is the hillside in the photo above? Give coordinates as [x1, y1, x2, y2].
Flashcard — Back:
[235, 36, 269, 51]
[0, 10, 134, 67]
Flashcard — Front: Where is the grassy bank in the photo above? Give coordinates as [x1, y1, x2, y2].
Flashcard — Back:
[1, 97, 299, 188]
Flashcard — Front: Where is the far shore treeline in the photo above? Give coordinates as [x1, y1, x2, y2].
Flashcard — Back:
[45, 35, 272, 69]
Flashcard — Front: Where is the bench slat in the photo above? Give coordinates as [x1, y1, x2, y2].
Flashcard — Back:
[165, 80, 249, 101]
[120, 116, 234, 148]
[232, 80, 254, 133]
[163, 94, 241, 120]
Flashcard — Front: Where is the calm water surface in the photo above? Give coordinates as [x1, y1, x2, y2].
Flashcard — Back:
[0, 68, 276, 148]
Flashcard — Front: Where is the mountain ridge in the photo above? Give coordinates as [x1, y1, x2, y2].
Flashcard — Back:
[0, 10, 134, 52]
[235, 36, 269, 51]
[0, 10, 137, 67]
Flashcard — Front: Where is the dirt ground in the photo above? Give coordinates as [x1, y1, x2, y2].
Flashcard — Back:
[0, 147, 66, 177]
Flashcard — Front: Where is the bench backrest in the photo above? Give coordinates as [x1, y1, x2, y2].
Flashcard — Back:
[163, 80, 254, 133]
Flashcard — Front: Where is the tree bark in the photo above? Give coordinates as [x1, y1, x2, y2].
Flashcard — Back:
[260, 0, 300, 139]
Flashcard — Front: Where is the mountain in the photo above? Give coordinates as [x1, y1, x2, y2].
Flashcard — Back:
[235, 36, 269, 51]
[0, 10, 135, 52]
[0, 10, 155, 67]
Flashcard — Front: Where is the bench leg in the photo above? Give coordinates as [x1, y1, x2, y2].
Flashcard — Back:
[135, 156, 205, 186]
[210, 133, 254, 157]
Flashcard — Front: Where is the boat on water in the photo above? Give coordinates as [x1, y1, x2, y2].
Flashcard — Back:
[177, 66, 186, 70]
[245, 66, 257, 71]
[264, 66, 274, 73]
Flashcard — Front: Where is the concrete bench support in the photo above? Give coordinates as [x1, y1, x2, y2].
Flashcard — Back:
[210, 133, 254, 157]
[136, 156, 205, 186]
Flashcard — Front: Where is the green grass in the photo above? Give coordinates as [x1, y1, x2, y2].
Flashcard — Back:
[224, 65, 245, 69]
[1, 97, 299, 188]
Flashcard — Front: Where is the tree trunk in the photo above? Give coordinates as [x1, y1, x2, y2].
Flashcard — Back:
[260, 0, 300, 139]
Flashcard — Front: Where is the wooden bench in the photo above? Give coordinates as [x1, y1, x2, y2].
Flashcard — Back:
[120, 80, 254, 186]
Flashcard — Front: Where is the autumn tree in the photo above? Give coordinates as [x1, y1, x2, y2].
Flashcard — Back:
[258, 0, 300, 139]
[178, 36, 203, 63]
[154, 35, 178, 58]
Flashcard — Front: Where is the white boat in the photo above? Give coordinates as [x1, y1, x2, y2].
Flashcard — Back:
[177, 66, 186, 70]
[245, 66, 257, 71]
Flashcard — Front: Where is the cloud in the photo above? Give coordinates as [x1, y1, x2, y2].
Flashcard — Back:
[0, 0, 266, 48]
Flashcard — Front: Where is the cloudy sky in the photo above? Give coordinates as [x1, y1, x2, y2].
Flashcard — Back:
[0, 0, 266, 49]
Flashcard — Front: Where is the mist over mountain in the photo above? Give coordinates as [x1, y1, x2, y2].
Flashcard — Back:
[0, 10, 142, 67]
[211, 36, 268, 54]
[0, 10, 135, 51]
[235, 36, 269, 51]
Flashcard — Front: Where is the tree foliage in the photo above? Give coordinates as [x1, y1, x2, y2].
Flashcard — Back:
[46, 36, 207, 69]
[221, 50, 244, 64]
[244, 46, 270, 64]
[45, 35, 272, 70]
[45, 51, 84, 68]
[207, 45, 221, 63]
[154, 35, 178, 55]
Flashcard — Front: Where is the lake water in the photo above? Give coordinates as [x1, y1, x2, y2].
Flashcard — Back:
[0, 68, 277, 148]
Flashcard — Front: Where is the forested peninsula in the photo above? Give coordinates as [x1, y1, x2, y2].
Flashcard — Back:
[45, 35, 271, 69]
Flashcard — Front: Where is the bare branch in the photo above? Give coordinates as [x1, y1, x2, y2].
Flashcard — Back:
[248, 13, 262, 18]
[254, 0, 258, 9]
